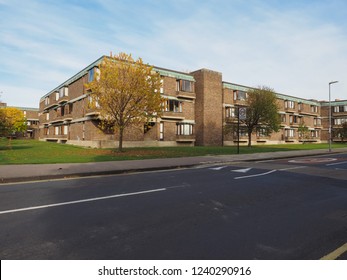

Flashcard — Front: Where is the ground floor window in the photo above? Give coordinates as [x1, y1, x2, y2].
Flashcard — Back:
[177, 123, 193, 135]
[285, 129, 295, 138]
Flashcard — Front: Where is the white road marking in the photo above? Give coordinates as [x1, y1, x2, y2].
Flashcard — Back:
[279, 166, 307, 171]
[209, 166, 228, 170]
[0, 188, 166, 215]
[231, 168, 252, 173]
[326, 160, 347, 166]
[234, 170, 277, 180]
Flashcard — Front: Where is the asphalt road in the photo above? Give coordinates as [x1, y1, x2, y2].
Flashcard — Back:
[1, 153, 347, 260]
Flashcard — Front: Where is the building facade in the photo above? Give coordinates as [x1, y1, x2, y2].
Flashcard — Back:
[0, 102, 39, 139]
[38, 56, 346, 147]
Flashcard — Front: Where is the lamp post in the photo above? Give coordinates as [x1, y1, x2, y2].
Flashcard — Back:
[328, 81, 338, 152]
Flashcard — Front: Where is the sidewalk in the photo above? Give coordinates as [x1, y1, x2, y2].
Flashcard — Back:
[1, 148, 347, 183]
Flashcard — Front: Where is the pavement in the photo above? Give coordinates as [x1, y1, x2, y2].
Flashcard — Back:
[1, 148, 347, 184]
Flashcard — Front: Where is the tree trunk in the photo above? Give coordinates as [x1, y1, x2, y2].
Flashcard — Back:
[247, 129, 252, 147]
[118, 128, 124, 152]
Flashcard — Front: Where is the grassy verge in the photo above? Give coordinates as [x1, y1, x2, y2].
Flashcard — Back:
[0, 138, 346, 165]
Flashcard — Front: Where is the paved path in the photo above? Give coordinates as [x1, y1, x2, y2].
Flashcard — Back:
[1, 148, 347, 183]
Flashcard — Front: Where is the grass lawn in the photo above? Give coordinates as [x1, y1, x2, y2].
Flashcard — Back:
[0, 138, 346, 165]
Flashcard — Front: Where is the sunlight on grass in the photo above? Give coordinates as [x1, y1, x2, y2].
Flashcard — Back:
[0, 138, 346, 165]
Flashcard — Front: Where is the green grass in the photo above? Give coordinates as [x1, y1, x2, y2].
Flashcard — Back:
[0, 138, 346, 165]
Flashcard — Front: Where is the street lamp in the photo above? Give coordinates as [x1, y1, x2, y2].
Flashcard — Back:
[328, 81, 338, 152]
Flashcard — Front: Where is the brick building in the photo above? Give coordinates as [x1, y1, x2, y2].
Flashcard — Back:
[38, 56, 346, 147]
[0, 102, 39, 139]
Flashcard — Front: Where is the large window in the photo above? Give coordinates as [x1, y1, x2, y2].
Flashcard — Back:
[177, 80, 193, 92]
[234, 91, 247, 101]
[285, 100, 295, 109]
[225, 107, 235, 118]
[285, 129, 295, 138]
[177, 123, 193, 135]
[163, 99, 182, 112]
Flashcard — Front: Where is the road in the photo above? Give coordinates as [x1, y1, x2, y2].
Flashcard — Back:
[0, 153, 347, 259]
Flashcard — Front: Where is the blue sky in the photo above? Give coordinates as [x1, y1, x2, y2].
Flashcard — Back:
[1, 0, 346, 107]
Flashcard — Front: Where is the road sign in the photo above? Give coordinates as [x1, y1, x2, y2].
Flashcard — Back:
[239, 107, 247, 120]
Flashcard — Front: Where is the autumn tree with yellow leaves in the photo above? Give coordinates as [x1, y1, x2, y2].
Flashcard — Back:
[0, 107, 27, 145]
[86, 53, 163, 152]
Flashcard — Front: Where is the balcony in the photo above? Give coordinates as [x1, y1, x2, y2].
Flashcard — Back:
[176, 91, 196, 100]
[176, 134, 195, 142]
[161, 111, 185, 120]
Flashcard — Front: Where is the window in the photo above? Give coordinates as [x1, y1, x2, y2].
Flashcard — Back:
[88, 68, 95, 82]
[311, 105, 318, 113]
[177, 123, 193, 135]
[289, 115, 299, 124]
[257, 128, 268, 137]
[285, 129, 295, 138]
[233, 127, 247, 138]
[280, 114, 286, 123]
[45, 96, 50, 106]
[54, 126, 60, 135]
[298, 103, 303, 111]
[334, 118, 347, 125]
[68, 103, 73, 114]
[88, 95, 100, 108]
[225, 107, 235, 118]
[44, 127, 49, 135]
[59, 87, 68, 98]
[63, 125, 68, 135]
[311, 130, 319, 138]
[285, 100, 295, 109]
[314, 118, 321, 126]
[160, 79, 164, 94]
[163, 99, 182, 112]
[234, 91, 247, 101]
[177, 80, 193, 92]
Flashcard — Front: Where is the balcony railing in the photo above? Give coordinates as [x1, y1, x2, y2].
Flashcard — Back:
[176, 134, 195, 142]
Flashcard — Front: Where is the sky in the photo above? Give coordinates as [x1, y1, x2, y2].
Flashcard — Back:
[1, 0, 347, 108]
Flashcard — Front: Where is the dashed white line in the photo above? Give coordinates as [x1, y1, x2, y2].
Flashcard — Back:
[0, 188, 166, 215]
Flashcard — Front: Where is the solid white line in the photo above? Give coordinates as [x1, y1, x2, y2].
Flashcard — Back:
[0, 188, 166, 215]
[234, 170, 277, 180]
[279, 166, 307, 171]
[326, 160, 347, 166]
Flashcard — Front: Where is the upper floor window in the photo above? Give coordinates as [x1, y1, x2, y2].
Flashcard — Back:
[88, 67, 100, 82]
[234, 91, 247, 101]
[311, 105, 318, 113]
[225, 107, 235, 118]
[45, 96, 50, 106]
[163, 99, 182, 112]
[59, 87, 68, 98]
[88, 68, 95, 82]
[298, 103, 303, 111]
[285, 100, 295, 109]
[176, 79, 193, 92]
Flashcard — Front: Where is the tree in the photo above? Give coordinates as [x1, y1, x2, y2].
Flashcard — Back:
[298, 122, 310, 144]
[0, 107, 27, 140]
[334, 122, 347, 143]
[86, 52, 163, 152]
[243, 86, 281, 147]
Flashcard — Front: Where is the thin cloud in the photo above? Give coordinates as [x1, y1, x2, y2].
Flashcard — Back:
[1, 0, 346, 107]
